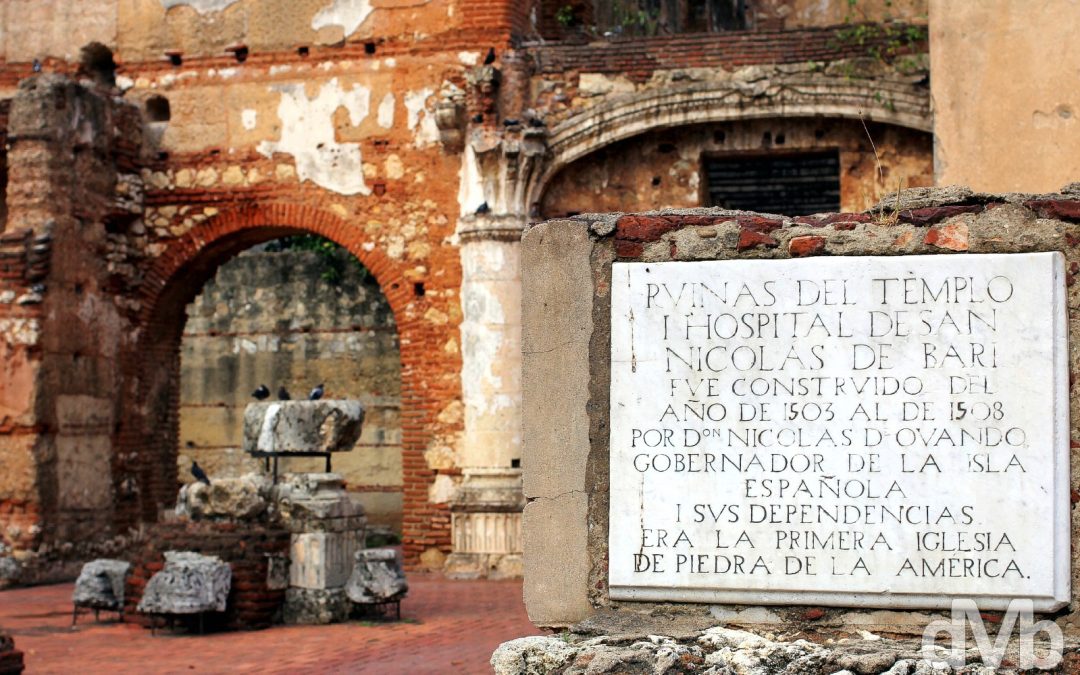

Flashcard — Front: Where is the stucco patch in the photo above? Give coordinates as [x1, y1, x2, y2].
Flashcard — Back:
[257, 78, 371, 196]
[160, 0, 241, 13]
[311, 0, 375, 37]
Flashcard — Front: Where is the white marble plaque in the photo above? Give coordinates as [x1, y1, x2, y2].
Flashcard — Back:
[608, 253, 1069, 610]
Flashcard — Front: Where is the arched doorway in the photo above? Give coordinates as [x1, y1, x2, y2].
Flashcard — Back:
[178, 235, 403, 536]
[114, 203, 452, 567]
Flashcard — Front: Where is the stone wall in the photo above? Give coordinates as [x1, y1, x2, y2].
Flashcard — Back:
[930, 0, 1080, 193]
[520, 185, 1080, 636]
[179, 246, 403, 532]
[541, 119, 933, 218]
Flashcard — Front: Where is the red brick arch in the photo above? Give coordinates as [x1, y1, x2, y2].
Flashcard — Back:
[114, 202, 453, 567]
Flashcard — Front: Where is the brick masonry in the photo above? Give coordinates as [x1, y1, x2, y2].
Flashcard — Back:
[123, 520, 291, 630]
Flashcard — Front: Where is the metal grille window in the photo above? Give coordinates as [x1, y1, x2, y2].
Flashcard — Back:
[705, 151, 841, 216]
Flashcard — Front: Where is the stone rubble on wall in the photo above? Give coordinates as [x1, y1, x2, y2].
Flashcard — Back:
[345, 548, 408, 605]
[242, 401, 365, 455]
[491, 627, 1070, 675]
[175, 473, 271, 521]
[73, 559, 131, 610]
[137, 551, 232, 615]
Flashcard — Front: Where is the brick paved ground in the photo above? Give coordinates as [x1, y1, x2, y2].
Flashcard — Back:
[0, 574, 542, 674]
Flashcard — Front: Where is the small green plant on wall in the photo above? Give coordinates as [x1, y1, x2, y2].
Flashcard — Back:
[832, 0, 928, 64]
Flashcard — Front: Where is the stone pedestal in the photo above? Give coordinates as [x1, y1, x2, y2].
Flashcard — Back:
[274, 473, 366, 624]
[446, 468, 524, 579]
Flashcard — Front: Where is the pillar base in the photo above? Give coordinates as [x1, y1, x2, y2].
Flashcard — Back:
[447, 469, 524, 579]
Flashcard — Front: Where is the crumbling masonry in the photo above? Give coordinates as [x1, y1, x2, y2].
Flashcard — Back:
[0, 0, 933, 581]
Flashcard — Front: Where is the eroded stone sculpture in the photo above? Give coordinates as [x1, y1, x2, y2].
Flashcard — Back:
[175, 473, 271, 521]
[137, 552, 232, 615]
[345, 548, 408, 605]
[73, 559, 130, 611]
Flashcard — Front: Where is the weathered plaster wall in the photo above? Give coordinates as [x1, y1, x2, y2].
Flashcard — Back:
[541, 119, 933, 218]
[930, 0, 1080, 193]
[179, 247, 403, 531]
[521, 185, 1080, 634]
[0, 76, 145, 583]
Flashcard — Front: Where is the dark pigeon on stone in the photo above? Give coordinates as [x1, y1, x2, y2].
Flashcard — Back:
[32, 59, 41, 73]
[483, 47, 496, 65]
[475, 202, 490, 215]
[190, 461, 210, 486]
[308, 384, 324, 401]
[277, 386, 291, 400]
[252, 384, 270, 400]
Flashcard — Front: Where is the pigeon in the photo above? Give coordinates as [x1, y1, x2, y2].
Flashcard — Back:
[252, 384, 270, 400]
[32, 59, 41, 73]
[190, 461, 210, 486]
[277, 386, 291, 400]
[308, 384, 324, 401]
[483, 47, 496, 65]
[475, 202, 490, 215]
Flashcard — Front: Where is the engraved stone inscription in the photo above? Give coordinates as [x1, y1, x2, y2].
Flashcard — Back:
[608, 253, 1069, 610]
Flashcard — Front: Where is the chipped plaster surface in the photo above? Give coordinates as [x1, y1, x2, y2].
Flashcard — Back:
[257, 78, 372, 196]
[311, 0, 375, 37]
[404, 88, 439, 147]
[457, 145, 485, 215]
[377, 92, 395, 129]
[241, 109, 257, 130]
[160, 0, 241, 13]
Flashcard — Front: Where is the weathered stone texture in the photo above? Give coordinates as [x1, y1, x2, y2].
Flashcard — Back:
[137, 551, 232, 615]
[243, 401, 365, 455]
[493, 627, 1073, 675]
[73, 559, 130, 610]
[175, 473, 270, 521]
[345, 548, 408, 604]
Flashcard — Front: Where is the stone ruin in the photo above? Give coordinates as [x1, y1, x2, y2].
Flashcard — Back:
[72, 559, 130, 620]
[137, 552, 231, 616]
[130, 398, 407, 628]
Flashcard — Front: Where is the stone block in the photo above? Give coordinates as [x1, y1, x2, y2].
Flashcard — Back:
[242, 400, 365, 454]
[73, 559, 130, 610]
[175, 472, 270, 521]
[272, 473, 367, 532]
[345, 548, 408, 604]
[521, 220, 595, 500]
[289, 531, 360, 590]
[523, 492, 592, 627]
[137, 552, 231, 615]
[283, 587, 350, 625]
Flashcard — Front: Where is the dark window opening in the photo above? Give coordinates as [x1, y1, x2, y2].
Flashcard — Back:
[146, 95, 171, 123]
[705, 151, 841, 216]
[79, 42, 116, 87]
